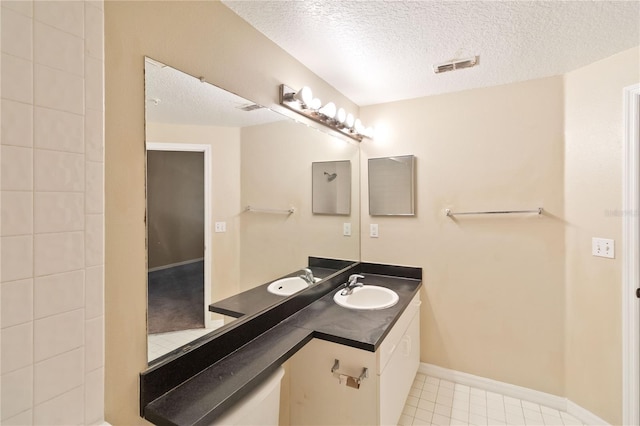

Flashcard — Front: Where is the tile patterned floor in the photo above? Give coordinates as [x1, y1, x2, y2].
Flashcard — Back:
[147, 325, 220, 362]
[398, 374, 585, 426]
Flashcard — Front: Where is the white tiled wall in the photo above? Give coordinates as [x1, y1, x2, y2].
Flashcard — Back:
[0, 0, 105, 424]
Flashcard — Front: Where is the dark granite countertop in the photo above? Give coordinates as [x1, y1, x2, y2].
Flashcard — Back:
[208, 266, 339, 318]
[142, 263, 422, 426]
[145, 324, 314, 426]
[286, 273, 421, 351]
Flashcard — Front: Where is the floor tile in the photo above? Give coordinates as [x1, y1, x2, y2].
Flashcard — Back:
[541, 414, 563, 425]
[451, 408, 469, 422]
[432, 413, 451, 426]
[411, 417, 430, 426]
[424, 383, 439, 394]
[522, 401, 541, 412]
[540, 406, 560, 417]
[469, 403, 487, 416]
[523, 408, 543, 422]
[403, 404, 417, 417]
[412, 379, 425, 390]
[486, 391, 503, 401]
[397, 374, 584, 426]
[435, 403, 452, 416]
[406, 396, 419, 407]
[418, 399, 435, 412]
[559, 412, 582, 425]
[440, 380, 455, 389]
[487, 407, 507, 421]
[438, 386, 455, 398]
[468, 413, 488, 425]
[437, 393, 454, 406]
[414, 408, 433, 422]
[505, 403, 525, 416]
[426, 376, 440, 386]
[422, 390, 438, 402]
[470, 395, 487, 406]
[452, 399, 470, 411]
[455, 384, 470, 393]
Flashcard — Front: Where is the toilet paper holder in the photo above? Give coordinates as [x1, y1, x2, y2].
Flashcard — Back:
[331, 359, 368, 388]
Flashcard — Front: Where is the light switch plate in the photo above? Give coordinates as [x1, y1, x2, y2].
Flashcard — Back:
[343, 223, 351, 236]
[370, 224, 379, 238]
[214, 221, 226, 233]
[592, 237, 614, 258]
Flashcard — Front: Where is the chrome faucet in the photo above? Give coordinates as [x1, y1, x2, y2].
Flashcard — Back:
[299, 268, 316, 285]
[341, 274, 364, 295]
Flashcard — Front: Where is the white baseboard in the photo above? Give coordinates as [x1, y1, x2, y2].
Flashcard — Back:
[419, 363, 608, 425]
[566, 399, 609, 426]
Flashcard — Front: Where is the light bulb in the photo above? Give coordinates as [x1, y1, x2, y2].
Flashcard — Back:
[310, 98, 322, 110]
[293, 86, 313, 106]
[337, 108, 346, 123]
[346, 113, 355, 128]
[319, 102, 336, 118]
[354, 119, 364, 133]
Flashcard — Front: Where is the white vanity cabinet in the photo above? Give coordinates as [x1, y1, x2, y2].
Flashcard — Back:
[289, 293, 421, 426]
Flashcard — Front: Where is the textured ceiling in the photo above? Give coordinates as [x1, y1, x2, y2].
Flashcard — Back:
[145, 58, 286, 127]
[223, 0, 640, 106]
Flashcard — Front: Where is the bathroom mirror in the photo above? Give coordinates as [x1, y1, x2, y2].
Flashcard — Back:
[312, 160, 351, 215]
[144, 58, 360, 364]
[368, 155, 416, 216]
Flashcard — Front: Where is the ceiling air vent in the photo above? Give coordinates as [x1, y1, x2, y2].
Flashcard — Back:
[433, 55, 479, 74]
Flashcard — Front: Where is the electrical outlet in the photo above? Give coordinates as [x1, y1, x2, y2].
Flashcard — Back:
[343, 223, 351, 236]
[214, 221, 226, 233]
[370, 224, 379, 238]
[592, 237, 614, 258]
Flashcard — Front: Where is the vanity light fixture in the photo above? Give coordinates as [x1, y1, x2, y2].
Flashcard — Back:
[280, 85, 374, 141]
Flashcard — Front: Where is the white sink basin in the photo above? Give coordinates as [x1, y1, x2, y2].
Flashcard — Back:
[267, 276, 320, 296]
[333, 285, 399, 310]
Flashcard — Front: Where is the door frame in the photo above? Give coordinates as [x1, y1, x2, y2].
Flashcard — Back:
[622, 83, 640, 426]
[146, 142, 213, 329]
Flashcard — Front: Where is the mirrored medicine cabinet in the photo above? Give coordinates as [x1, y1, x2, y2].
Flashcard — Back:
[368, 155, 416, 216]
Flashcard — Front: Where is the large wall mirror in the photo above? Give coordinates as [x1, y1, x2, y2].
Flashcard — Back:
[144, 58, 360, 364]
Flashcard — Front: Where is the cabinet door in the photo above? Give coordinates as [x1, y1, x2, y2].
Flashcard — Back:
[379, 310, 420, 425]
[289, 338, 378, 426]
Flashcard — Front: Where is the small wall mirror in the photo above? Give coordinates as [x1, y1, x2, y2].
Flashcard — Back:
[312, 160, 351, 215]
[368, 155, 416, 216]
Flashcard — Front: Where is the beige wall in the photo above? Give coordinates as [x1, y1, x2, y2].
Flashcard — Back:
[360, 76, 567, 396]
[564, 46, 640, 424]
[104, 1, 358, 424]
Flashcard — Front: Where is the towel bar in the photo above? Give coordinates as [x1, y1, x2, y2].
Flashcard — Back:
[445, 207, 543, 217]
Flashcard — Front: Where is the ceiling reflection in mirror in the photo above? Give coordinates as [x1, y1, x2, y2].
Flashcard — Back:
[144, 58, 360, 364]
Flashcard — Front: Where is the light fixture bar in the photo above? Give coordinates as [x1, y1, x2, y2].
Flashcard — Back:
[279, 85, 372, 142]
